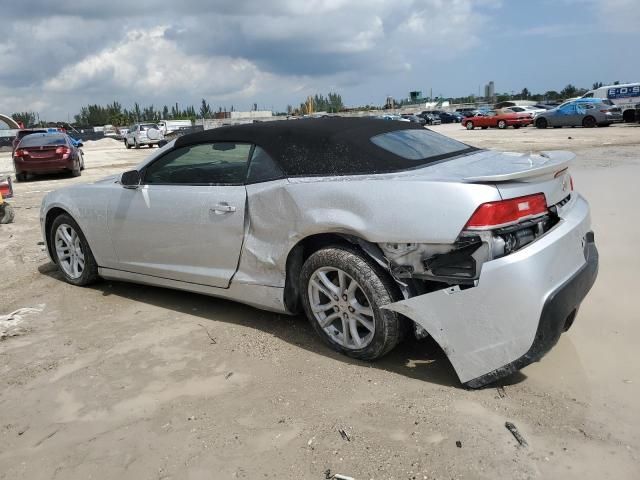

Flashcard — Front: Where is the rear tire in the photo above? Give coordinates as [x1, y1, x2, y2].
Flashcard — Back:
[497, 120, 507, 129]
[0, 203, 15, 224]
[582, 116, 596, 128]
[300, 246, 403, 361]
[71, 162, 81, 177]
[49, 214, 99, 286]
[535, 118, 548, 129]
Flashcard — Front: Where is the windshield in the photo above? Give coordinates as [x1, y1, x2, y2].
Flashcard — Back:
[19, 134, 67, 148]
[370, 129, 473, 161]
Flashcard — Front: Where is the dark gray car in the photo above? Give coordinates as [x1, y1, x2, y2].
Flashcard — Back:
[535, 99, 622, 128]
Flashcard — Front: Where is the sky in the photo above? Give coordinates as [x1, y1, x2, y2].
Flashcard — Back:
[1, 0, 638, 120]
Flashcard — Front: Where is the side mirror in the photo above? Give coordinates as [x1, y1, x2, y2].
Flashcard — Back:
[76, 142, 84, 148]
[120, 170, 141, 189]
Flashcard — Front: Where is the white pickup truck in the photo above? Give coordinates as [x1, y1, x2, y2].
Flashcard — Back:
[157, 120, 193, 135]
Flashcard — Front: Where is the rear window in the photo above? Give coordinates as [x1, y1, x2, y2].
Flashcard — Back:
[370, 129, 471, 161]
[140, 124, 157, 131]
[19, 134, 67, 148]
[17, 130, 46, 140]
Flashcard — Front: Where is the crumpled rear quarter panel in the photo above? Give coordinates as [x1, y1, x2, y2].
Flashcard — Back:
[383, 195, 592, 384]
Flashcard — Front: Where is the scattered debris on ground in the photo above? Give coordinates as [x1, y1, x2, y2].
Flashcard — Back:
[505, 421, 528, 447]
[338, 428, 351, 442]
[0, 305, 44, 340]
[198, 323, 217, 344]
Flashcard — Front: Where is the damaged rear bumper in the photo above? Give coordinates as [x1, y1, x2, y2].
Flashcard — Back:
[383, 195, 598, 387]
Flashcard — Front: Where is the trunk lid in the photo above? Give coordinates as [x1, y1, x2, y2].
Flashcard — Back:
[21, 146, 63, 160]
[416, 150, 574, 206]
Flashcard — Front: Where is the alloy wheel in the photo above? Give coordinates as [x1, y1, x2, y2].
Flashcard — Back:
[54, 224, 85, 279]
[308, 267, 375, 349]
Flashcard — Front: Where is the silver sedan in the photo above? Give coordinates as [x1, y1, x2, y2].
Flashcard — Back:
[40, 118, 598, 387]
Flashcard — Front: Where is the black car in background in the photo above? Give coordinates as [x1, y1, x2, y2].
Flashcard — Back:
[437, 112, 461, 123]
[418, 112, 442, 125]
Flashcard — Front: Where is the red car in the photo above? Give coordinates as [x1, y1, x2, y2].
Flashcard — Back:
[13, 132, 84, 181]
[462, 110, 533, 130]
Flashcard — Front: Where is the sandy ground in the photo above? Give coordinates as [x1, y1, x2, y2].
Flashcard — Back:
[0, 125, 639, 479]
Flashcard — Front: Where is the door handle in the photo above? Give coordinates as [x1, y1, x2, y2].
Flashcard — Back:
[211, 203, 236, 214]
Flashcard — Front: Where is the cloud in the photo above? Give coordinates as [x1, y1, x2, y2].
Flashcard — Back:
[44, 27, 261, 99]
[0, 0, 500, 119]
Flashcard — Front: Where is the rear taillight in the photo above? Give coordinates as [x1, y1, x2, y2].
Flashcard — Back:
[14, 148, 27, 157]
[55, 146, 71, 155]
[465, 193, 548, 230]
[0, 177, 13, 199]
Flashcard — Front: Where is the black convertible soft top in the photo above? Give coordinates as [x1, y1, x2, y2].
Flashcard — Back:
[175, 117, 475, 176]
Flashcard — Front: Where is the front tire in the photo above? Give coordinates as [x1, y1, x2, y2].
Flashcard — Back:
[465, 121, 474, 130]
[125, 139, 131, 149]
[49, 214, 99, 286]
[497, 120, 507, 129]
[582, 116, 596, 128]
[535, 118, 548, 129]
[300, 246, 403, 361]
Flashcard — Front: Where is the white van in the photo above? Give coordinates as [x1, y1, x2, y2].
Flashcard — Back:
[582, 83, 640, 122]
[157, 120, 192, 135]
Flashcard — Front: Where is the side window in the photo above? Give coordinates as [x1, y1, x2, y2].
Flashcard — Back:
[583, 93, 593, 98]
[246, 146, 284, 184]
[144, 142, 252, 185]
[559, 104, 576, 115]
[576, 104, 587, 114]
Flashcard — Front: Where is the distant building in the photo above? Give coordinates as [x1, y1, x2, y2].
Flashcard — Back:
[484, 81, 495, 102]
[409, 91, 423, 102]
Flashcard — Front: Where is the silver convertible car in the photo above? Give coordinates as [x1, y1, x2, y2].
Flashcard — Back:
[40, 118, 598, 387]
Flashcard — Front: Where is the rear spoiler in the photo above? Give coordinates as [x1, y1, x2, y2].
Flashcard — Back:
[462, 151, 575, 183]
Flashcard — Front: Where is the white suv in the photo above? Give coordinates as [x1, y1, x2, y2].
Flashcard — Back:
[124, 123, 164, 149]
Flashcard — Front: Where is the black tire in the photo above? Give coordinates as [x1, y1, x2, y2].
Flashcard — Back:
[299, 246, 403, 361]
[49, 213, 99, 286]
[535, 117, 548, 129]
[70, 161, 81, 177]
[125, 139, 131, 149]
[15, 172, 27, 182]
[0, 203, 15, 224]
[465, 121, 474, 130]
[497, 120, 507, 129]
[79, 153, 85, 171]
[582, 116, 596, 128]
